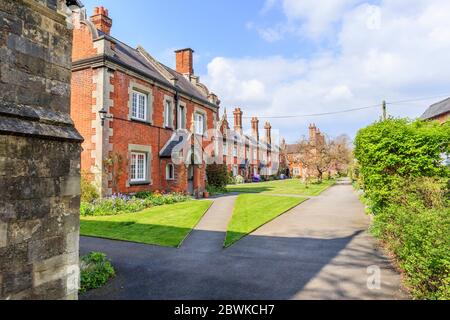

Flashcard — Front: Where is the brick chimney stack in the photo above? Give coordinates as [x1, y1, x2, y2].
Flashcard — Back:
[175, 48, 194, 76]
[90, 6, 112, 35]
[264, 122, 272, 145]
[309, 123, 317, 145]
[251, 117, 259, 141]
[233, 108, 243, 133]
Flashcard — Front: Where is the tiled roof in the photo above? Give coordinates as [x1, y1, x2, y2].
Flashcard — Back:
[159, 134, 185, 158]
[96, 32, 217, 109]
[421, 97, 450, 119]
[286, 144, 299, 154]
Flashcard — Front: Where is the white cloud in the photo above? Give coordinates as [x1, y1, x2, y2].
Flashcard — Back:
[255, 0, 364, 41]
[203, 0, 450, 143]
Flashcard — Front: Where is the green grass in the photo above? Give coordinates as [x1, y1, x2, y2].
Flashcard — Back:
[224, 194, 307, 247]
[80, 200, 213, 248]
[227, 178, 335, 196]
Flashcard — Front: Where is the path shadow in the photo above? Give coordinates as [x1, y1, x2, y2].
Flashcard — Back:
[79, 225, 399, 300]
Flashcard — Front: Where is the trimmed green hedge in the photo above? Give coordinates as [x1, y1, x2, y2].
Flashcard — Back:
[354, 119, 450, 300]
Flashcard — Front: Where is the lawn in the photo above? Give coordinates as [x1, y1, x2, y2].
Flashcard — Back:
[226, 178, 335, 196]
[224, 194, 307, 247]
[80, 200, 213, 248]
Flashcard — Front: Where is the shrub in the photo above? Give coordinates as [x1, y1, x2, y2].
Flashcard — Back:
[81, 175, 99, 203]
[235, 175, 245, 184]
[79, 252, 115, 294]
[206, 164, 228, 188]
[355, 118, 450, 300]
[354, 119, 449, 212]
[371, 203, 450, 300]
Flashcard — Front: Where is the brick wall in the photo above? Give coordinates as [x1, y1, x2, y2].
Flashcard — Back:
[0, 0, 83, 300]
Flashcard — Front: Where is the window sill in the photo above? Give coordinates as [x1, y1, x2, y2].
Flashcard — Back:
[131, 118, 152, 125]
[129, 180, 152, 186]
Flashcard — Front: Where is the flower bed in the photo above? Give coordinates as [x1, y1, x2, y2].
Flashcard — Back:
[80, 192, 191, 217]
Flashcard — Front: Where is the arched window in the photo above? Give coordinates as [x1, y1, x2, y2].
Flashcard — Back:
[166, 163, 175, 180]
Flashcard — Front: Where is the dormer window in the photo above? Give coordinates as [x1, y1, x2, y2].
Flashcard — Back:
[132, 91, 147, 122]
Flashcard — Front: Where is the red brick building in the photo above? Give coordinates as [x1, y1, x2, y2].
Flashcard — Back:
[216, 108, 276, 181]
[70, 7, 220, 197]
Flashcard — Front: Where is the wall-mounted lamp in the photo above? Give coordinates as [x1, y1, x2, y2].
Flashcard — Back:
[99, 108, 112, 126]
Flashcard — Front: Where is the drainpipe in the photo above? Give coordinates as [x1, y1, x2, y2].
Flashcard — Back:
[174, 91, 179, 130]
[158, 127, 161, 190]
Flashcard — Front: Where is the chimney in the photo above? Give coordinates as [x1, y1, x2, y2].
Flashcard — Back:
[309, 123, 317, 145]
[175, 48, 194, 76]
[233, 108, 243, 133]
[251, 117, 259, 141]
[264, 122, 272, 145]
[90, 6, 112, 35]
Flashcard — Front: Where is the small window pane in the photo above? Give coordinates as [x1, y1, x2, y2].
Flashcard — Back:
[132, 93, 138, 118]
[131, 152, 146, 182]
[132, 91, 147, 121]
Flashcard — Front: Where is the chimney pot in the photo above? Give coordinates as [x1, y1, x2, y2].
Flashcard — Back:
[91, 6, 112, 35]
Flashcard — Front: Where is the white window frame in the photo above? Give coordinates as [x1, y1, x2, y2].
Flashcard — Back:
[132, 91, 148, 122]
[130, 152, 147, 182]
[253, 148, 257, 160]
[164, 100, 173, 128]
[177, 104, 186, 129]
[195, 112, 205, 135]
[233, 145, 237, 157]
[166, 163, 175, 180]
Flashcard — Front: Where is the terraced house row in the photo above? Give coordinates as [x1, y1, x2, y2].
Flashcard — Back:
[70, 6, 278, 197]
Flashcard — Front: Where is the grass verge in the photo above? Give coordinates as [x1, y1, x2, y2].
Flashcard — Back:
[224, 194, 306, 247]
[227, 179, 335, 196]
[80, 200, 213, 248]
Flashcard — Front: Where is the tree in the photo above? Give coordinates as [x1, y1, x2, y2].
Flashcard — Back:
[295, 134, 353, 182]
[295, 135, 331, 182]
[329, 134, 353, 175]
[206, 164, 228, 188]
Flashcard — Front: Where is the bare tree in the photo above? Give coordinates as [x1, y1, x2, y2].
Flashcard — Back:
[329, 134, 353, 175]
[295, 134, 353, 182]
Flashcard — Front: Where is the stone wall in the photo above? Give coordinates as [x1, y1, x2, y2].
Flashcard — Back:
[0, 0, 83, 300]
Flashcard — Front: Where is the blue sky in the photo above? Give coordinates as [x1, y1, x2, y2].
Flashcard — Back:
[80, 0, 450, 143]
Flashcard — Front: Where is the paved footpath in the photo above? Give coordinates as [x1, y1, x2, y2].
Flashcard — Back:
[80, 180, 408, 300]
